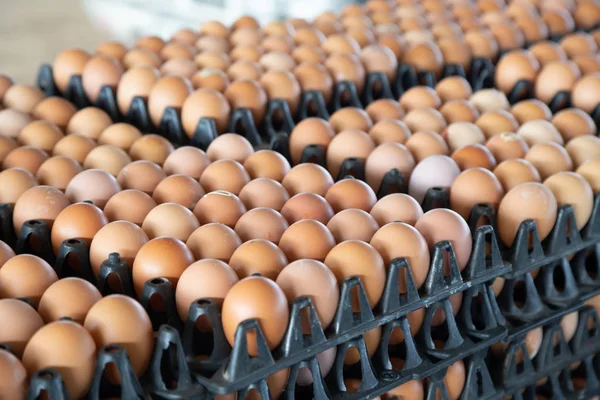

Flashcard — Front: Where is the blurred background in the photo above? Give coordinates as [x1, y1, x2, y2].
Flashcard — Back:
[0, 0, 345, 84]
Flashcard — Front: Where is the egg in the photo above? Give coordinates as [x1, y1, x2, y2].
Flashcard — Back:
[13, 185, 70, 235]
[0, 298, 44, 357]
[221, 276, 289, 356]
[89, 221, 149, 278]
[405, 131, 450, 163]
[103, 190, 156, 226]
[82, 55, 123, 103]
[577, 160, 600, 193]
[292, 44, 327, 64]
[327, 129, 376, 178]
[0, 349, 27, 400]
[492, 327, 542, 363]
[485, 133, 529, 163]
[38, 278, 101, 324]
[0, 168, 37, 206]
[542, 8, 575, 37]
[510, 100, 552, 124]
[525, 142, 573, 179]
[230, 28, 263, 47]
[327, 208, 379, 243]
[122, 48, 161, 69]
[452, 144, 497, 170]
[325, 179, 378, 212]
[148, 75, 193, 127]
[565, 135, 600, 169]
[560, 32, 598, 58]
[544, 172, 594, 230]
[365, 99, 405, 123]
[193, 191, 246, 228]
[279, 219, 336, 262]
[0, 254, 57, 306]
[403, 41, 444, 78]
[3, 146, 48, 175]
[384, 379, 424, 399]
[534, 61, 581, 104]
[234, 208, 289, 244]
[18, 120, 63, 152]
[239, 178, 290, 212]
[464, 29, 499, 62]
[136, 35, 165, 54]
[130, 134, 175, 165]
[293, 62, 334, 103]
[494, 50, 540, 95]
[3, 84, 45, 114]
[52, 48, 90, 93]
[322, 33, 361, 55]
[572, 54, 600, 75]
[98, 123, 143, 151]
[400, 86, 442, 111]
[529, 41, 568, 66]
[359, 44, 398, 83]
[497, 182, 558, 246]
[517, 119, 564, 146]
[52, 134, 96, 164]
[281, 192, 334, 224]
[259, 51, 296, 72]
[408, 155, 461, 204]
[66, 169, 121, 209]
[115, 67, 160, 115]
[160, 58, 198, 78]
[435, 76, 473, 102]
[324, 53, 366, 94]
[117, 160, 166, 194]
[163, 146, 210, 179]
[403, 108, 447, 134]
[572, 73, 600, 113]
[0, 74, 12, 101]
[186, 223, 242, 261]
[0, 136, 17, 163]
[476, 110, 520, 139]
[191, 69, 230, 92]
[51, 202, 108, 254]
[574, 2, 600, 30]
[206, 133, 254, 163]
[329, 108, 374, 133]
[160, 41, 196, 60]
[229, 239, 288, 280]
[199, 21, 229, 38]
[493, 158, 542, 191]
[288, 117, 336, 165]
[175, 259, 239, 321]
[469, 89, 510, 114]
[450, 168, 505, 220]
[259, 70, 302, 115]
[196, 36, 229, 54]
[200, 159, 250, 195]
[83, 145, 132, 177]
[152, 175, 205, 209]
[282, 163, 334, 196]
[227, 59, 264, 81]
[181, 88, 231, 136]
[368, 120, 412, 146]
[67, 107, 113, 140]
[22, 321, 96, 399]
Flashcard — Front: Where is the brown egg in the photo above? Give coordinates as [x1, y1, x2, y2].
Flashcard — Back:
[228, 239, 287, 281]
[230, 28, 263, 47]
[142, 203, 200, 241]
[66, 169, 121, 209]
[365, 142, 416, 191]
[510, 99, 552, 125]
[400, 86, 442, 111]
[485, 133, 530, 162]
[239, 178, 289, 211]
[0, 109, 31, 140]
[490, 22, 526, 52]
[192, 69, 230, 92]
[288, 118, 336, 165]
[279, 219, 335, 262]
[365, 100, 405, 124]
[123, 48, 161, 69]
[282, 163, 334, 196]
[440, 99, 480, 124]
[2, 146, 48, 175]
[95, 41, 127, 62]
[163, 146, 210, 179]
[17, 121, 63, 153]
[405, 130, 450, 162]
[327, 129, 376, 179]
[464, 30, 499, 62]
[276, 259, 339, 332]
[200, 159, 250, 195]
[281, 192, 334, 224]
[572, 54, 600, 75]
[148, 76, 193, 127]
[194, 51, 231, 71]
[443, 122, 486, 152]
[259, 70, 301, 115]
[324, 53, 366, 94]
[172, 28, 200, 45]
[0, 348, 27, 400]
[469, 89, 510, 114]
[476, 110, 520, 139]
[160, 41, 196, 60]
[52, 48, 90, 93]
[572, 73, 600, 113]
[104, 190, 156, 225]
[136, 35, 165, 54]
[403, 41, 444, 78]
[132, 236, 194, 297]
[377, 32, 406, 61]
[81, 55, 123, 103]
[234, 208, 289, 244]
[84, 295, 153, 379]
[322, 33, 361, 55]
[325, 240, 386, 308]
[497, 182, 558, 246]
[494, 50, 540, 94]
[223, 80, 268, 124]
[0, 255, 57, 305]
[525, 142, 573, 179]
[0, 168, 37, 206]
[368, 120, 412, 146]
[560, 32, 598, 58]
[22, 321, 96, 399]
[514, 15, 549, 43]
[199, 21, 229, 38]
[325, 179, 378, 213]
[12, 185, 69, 235]
[89, 220, 149, 277]
[542, 7, 575, 37]
[493, 158, 542, 191]
[195, 36, 229, 54]
[329, 107, 373, 133]
[343, 327, 382, 365]
[544, 171, 594, 230]
[291, 44, 326, 65]
[574, 2, 600, 30]
[96, 124, 141, 151]
[38, 277, 101, 324]
[31, 97, 77, 130]
[221, 276, 289, 355]
[346, 26, 377, 48]
[51, 202, 108, 254]
[565, 135, 600, 168]
[438, 38, 473, 74]
[359, 44, 398, 83]
[327, 208, 379, 243]
[452, 144, 497, 170]
[0, 298, 44, 357]
[152, 174, 205, 209]
[193, 190, 246, 228]
[0, 136, 17, 164]
[403, 107, 447, 134]
[529, 41, 568, 66]
[186, 223, 241, 261]
[206, 133, 254, 163]
[259, 52, 296, 72]
[435, 76, 473, 102]
[263, 21, 293, 37]
[293, 62, 334, 104]
[66, 108, 112, 141]
[577, 159, 600, 193]
[129, 134, 174, 166]
[384, 379, 424, 399]
[117, 160, 165, 194]
[450, 167, 504, 219]
[2, 84, 45, 114]
[0, 241, 13, 270]
[84, 144, 131, 177]
[517, 119, 564, 146]
[534, 61, 581, 104]
[52, 134, 96, 164]
[160, 57, 198, 78]
[227, 59, 264, 81]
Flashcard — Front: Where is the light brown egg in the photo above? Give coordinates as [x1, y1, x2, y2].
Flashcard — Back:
[544, 171, 594, 230]
[17, 121, 63, 152]
[542, 8, 575, 37]
[577, 160, 600, 193]
[435, 76, 473, 102]
[572, 54, 600, 75]
[450, 167, 504, 219]
[493, 158, 542, 191]
[84, 144, 132, 176]
[117, 160, 165, 194]
[485, 133, 529, 162]
[0, 137, 16, 167]
[224, 80, 268, 124]
[438, 37, 473, 74]
[239, 178, 289, 211]
[160, 41, 196, 60]
[12, 185, 69, 235]
[172, 28, 200, 45]
[142, 203, 199, 241]
[163, 146, 210, 179]
[574, 2, 600, 30]
[259, 51, 296, 72]
[497, 182, 558, 246]
[199, 21, 229, 38]
[517, 119, 564, 146]
[280, 192, 334, 225]
[259, 70, 301, 115]
[400, 86, 442, 111]
[52, 134, 96, 164]
[195, 36, 229, 54]
[104, 190, 156, 225]
[129, 134, 174, 165]
[440, 100, 480, 124]
[510, 99, 552, 125]
[525, 142, 573, 179]
[572, 73, 600, 113]
[206, 133, 254, 163]
[22, 321, 96, 399]
[0, 168, 37, 206]
[451, 143, 497, 170]
[415, 208, 473, 270]
[325, 179, 378, 213]
[443, 122, 486, 152]
[234, 208, 289, 244]
[403, 107, 447, 134]
[405, 131, 450, 162]
[560, 32, 598, 58]
[66, 107, 112, 141]
[384, 379, 424, 399]
[192, 69, 230, 92]
[529, 41, 568, 66]
[476, 110, 520, 140]
[227, 59, 264, 81]
[469, 89, 510, 114]
[288, 117, 336, 165]
[292, 44, 326, 64]
[221, 276, 289, 356]
[489, 22, 526, 52]
[152, 175, 205, 209]
[230, 28, 263, 47]
[330, 108, 374, 134]
[123, 48, 161, 69]
[95, 40, 127, 61]
[81, 55, 123, 103]
[534, 61, 581, 104]
[327, 129, 376, 179]
[89, 220, 148, 277]
[322, 33, 361, 55]
[186, 223, 242, 261]
[199, 159, 250, 195]
[403, 41, 444, 78]
[0, 255, 57, 305]
[279, 219, 335, 262]
[136, 35, 165, 54]
[0, 298, 43, 357]
[2, 146, 48, 175]
[494, 50, 540, 94]
[98, 123, 142, 151]
[160, 57, 198, 78]
[464, 30, 499, 62]
[0, 348, 27, 400]
[293, 62, 334, 104]
[368, 120, 412, 145]
[377, 32, 406, 60]
[194, 51, 231, 71]
[282, 163, 334, 196]
[325, 240, 386, 309]
[365, 99, 405, 123]
[148, 76, 193, 127]
[365, 142, 416, 191]
[0, 241, 13, 270]
[66, 169, 121, 209]
[51, 202, 108, 254]
[514, 15, 549, 43]
[346, 27, 376, 48]
[565, 135, 600, 168]
[2, 84, 45, 114]
[359, 44, 398, 83]
[324, 53, 366, 94]
[0, 109, 32, 139]
[38, 278, 101, 324]
[132, 236, 194, 297]
[229, 239, 288, 280]
[193, 191, 246, 228]
[52, 48, 90, 93]
[30, 97, 76, 131]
